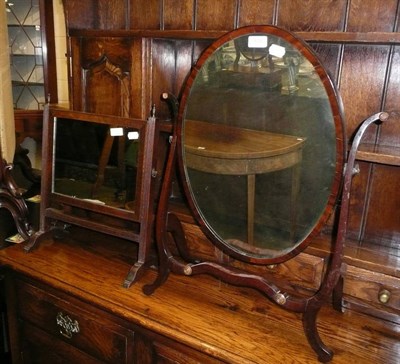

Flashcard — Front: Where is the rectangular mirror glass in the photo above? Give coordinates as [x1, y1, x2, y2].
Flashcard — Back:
[53, 117, 141, 211]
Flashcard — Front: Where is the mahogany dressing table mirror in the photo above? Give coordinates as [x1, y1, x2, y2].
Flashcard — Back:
[25, 106, 158, 287]
[145, 25, 349, 361]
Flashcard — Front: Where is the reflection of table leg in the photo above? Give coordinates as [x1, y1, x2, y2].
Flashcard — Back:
[247, 162, 300, 246]
[290, 162, 301, 241]
[247, 174, 255, 245]
[92, 135, 126, 198]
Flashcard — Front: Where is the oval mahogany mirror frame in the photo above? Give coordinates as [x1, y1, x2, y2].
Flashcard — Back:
[145, 25, 352, 362]
[177, 25, 345, 265]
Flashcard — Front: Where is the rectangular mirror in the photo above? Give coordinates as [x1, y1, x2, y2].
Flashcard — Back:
[53, 116, 141, 212]
[46, 108, 148, 225]
[26, 106, 157, 286]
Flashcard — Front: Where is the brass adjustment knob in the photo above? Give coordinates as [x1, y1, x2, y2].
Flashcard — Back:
[378, 289, 391, 304]
[274, 292, 287, 305]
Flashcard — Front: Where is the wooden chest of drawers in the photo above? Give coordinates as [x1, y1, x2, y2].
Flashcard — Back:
[11, 277, 134, 363]
[6, 274, 224, 364]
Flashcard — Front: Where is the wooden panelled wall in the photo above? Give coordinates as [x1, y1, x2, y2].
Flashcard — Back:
[62, 0, 400, 251]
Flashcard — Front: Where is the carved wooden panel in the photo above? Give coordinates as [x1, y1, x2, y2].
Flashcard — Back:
[69, 37, 147, 117]
[83, 57, 130, 116]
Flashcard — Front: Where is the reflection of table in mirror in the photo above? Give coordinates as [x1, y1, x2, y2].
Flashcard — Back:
[185, 119, 305, 246]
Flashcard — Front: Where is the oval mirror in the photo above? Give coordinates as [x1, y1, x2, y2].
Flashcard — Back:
[179, 25, 345, 263]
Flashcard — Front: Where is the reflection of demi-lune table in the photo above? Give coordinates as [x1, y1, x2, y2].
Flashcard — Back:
[185, 119, 305, 245]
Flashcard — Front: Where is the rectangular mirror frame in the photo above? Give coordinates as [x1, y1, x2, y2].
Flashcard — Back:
[25, 105, 158, 286]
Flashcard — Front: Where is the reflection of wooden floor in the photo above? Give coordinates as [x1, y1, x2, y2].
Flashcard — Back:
[0, 230, 398, 364]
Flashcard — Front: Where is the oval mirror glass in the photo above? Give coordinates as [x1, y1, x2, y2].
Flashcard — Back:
[180, 26, 344, 262]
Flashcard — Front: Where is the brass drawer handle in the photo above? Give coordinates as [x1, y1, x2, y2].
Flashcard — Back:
[378, 289, 391, 304]
[56, 311, 80, 339]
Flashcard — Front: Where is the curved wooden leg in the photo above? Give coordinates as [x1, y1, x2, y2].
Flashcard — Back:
[23, 229, 51, 252]
[303, 307, 333, 363]
[24, 223, 70, 252]
[123, 261, 149, 289]
[142, 247, 170, 296]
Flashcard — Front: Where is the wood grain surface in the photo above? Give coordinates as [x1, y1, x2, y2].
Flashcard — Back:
[0, 230, 399, 363]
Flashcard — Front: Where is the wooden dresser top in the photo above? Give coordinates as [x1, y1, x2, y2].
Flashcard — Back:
[0, 229, 397, 364]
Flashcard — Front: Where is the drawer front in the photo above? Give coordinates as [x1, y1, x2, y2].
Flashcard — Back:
[343, 265, 400, 312]
[153, 341, 224, 364]
[21, 321, 103, 364]
[15, 279, 133, 363]
[134, 332, 224, 364]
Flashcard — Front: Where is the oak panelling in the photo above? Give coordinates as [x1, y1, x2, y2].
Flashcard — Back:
[346, 0, 399, 32]
[193, 40, 213, 62]
[130, 0, 160, 29]
[164, 0, 195, 30]
[346, 53, 400, 244]
[130, 38, 152, 119]
[62, 0, 96, 29]
[96, 0, 128, 30]
[150, 39, 211, 118]
[362, 164, 400, 244]
[361, 47, 400, 246]
[346, 163, 371, 241]
[309, 43, 342, 84]
[381, 47, 400, 146]
[69, 37, 83, 110]
[237, 0, 275, 27]
[339, 45, 390, 138]
[151, 40, 180, 118]
[331, 44, 390, 241]
[174, 41, 196, 97]
[277, 0, 347, 31]
[195, 0, 237, 30]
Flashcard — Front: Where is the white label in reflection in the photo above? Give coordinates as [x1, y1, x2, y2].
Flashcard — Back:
[269, 44, 286, 58]
[248, 35, 268, 48]
[110, 127, 124, 136]
[128, 131, 139, 140]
